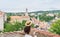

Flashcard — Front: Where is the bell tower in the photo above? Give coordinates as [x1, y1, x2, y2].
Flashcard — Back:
[25, 8, 28, 16]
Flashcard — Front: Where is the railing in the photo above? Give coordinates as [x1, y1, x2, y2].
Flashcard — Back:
[0, 28, 60, 37]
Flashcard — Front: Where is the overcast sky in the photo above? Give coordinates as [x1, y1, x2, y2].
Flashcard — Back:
[0, 0, 60, 12]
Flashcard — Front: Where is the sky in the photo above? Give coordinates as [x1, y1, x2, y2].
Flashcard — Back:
[0, 0, 60, 12]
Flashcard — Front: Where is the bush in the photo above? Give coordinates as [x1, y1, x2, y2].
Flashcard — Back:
[4, 20, 34, 32]
[4, 21, 24, 32]
[49, 20, 60, 35]
[31, 23, 34, 28]
[4, 22, 14, 32]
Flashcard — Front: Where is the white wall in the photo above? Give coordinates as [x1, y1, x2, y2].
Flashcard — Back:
[0, 16, 4, 31]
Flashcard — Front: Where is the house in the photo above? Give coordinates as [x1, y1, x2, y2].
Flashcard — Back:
[31, 17, 48, 30]
[46, 13, 54, 16]
[31, 17, 40, 25]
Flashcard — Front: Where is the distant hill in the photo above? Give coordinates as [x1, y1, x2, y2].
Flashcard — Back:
[6, 10, 60, 16]
[30, 10, 60, 13]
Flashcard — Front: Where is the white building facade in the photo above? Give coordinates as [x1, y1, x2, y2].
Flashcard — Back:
[0, 11, 7, 31]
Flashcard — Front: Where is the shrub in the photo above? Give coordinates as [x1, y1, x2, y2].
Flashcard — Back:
[4, 20, 34, 32]
[31, 23, 34, 28]
[4, 21, 22, 32]
[4, 22, 14, 32]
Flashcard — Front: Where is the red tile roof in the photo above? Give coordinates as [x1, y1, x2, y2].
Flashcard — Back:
[31, 17, 48, 28]
[10, 16, 30, 22]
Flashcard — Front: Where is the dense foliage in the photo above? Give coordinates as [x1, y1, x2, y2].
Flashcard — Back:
[7, 16, 11, 23]
[4, 20, 34, 32]
[49, 20, 60, 35]
[39, 15, 55, 22]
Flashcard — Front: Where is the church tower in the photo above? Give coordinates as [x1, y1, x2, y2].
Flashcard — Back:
[25, 8, 28, 16]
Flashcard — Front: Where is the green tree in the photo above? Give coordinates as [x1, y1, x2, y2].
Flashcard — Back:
[7, 16, 11, 23]
[4, 20, 34, 32]
[49, 20, 60, 35]
[39, 15, 54, 22]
